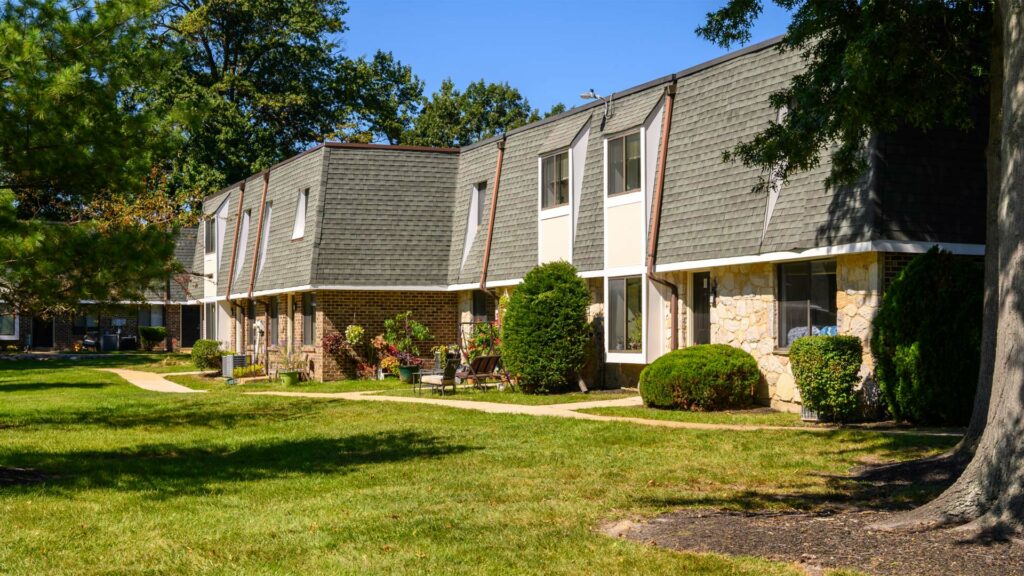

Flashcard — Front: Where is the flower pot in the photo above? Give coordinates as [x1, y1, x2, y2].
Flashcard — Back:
[280, 371, 300, 386]
[397, 365, 420, 383]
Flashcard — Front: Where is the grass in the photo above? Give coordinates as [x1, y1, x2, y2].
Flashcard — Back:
[0, 355, 955, 575]
[580, 405, 807, 427]
[376, 387, 637, 405]
[165, 374, 409, 393]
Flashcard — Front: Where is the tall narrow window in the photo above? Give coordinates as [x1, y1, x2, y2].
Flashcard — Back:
[472, 290, 494, 323]
[257, 202, 272, 279]
[234, 209, 251, 281]
[302, 293, 315, 346]
[204, 218, 215, 253]
[608, 132, 641, 195]
[138, 305, 163, 327]
[269, 297, 279, 346]
[292, 188, 309, 239]
[247, 300, 256, 347]
[777, 260, 838, 348]
[608, 276, 643, 352]
[475, 181, 487, 226]
[205, 302, 217, 340]
[0, 306, 17, 338]
[541, 151, 570, 209]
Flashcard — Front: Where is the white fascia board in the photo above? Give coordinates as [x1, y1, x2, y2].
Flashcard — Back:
[653, 241, 985, 274]
[578, 270, 605, 279]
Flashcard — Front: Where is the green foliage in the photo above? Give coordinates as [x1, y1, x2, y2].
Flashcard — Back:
[870, 248, 983, 425]
[191, 339, 222, 369]
[789, 335, 863, 422]
[383, 311, 432, 358]
[232, 363, 264, 379]
[639, 345, 759, 411]
[403, 79, 541, 147]
[697, 1, 990, 189]
[500, 262, 591, 393]
[138, 326, 167, 351]
[341, 51, 424, 144]
[466, 321, 500, 362]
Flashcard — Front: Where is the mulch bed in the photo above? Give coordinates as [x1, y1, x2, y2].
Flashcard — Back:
[613, 508, 1024, 575]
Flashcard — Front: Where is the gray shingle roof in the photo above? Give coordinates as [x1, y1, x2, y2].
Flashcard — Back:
[538, 114, 590, 155]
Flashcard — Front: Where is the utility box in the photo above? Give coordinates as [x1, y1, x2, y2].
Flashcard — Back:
[222, 354, 248, 377]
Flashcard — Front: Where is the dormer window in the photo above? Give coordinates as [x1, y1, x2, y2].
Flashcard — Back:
[204, 218, 215, 253]
[608, 132, 641, 196]
[541, 151, 569, 209]
[292, 188, 308, 239]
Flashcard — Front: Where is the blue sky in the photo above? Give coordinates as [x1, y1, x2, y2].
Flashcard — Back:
[342, 0, 793, 113]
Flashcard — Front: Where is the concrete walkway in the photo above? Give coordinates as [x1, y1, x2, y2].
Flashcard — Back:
[101, 369, 961, 436]
[101, 368, 206, 394]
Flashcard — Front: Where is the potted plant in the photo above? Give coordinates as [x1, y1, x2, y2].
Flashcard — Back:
[383, 311, 432, 384]
[278, 349, 305, 386]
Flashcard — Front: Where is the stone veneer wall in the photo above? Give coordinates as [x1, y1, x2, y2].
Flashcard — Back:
[657, 253, 883, 412]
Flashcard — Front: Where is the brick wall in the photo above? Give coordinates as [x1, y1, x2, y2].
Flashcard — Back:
[317, 290, 459, 381]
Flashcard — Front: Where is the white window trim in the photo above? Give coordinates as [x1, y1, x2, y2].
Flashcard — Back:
[604, 274, 647, 364]
[292, 188, 308, 240]
[0, 312, 19, 340]
[257, 202, 273, 280]
[537, 150, 575, 265]
[234, 209, 251, 282]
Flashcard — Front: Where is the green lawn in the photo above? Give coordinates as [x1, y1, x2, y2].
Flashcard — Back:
[581, 405, 807, 427]
[165, 374, 409, 393]
[376, 386, 638, 405]
[0, 356, 955, 575]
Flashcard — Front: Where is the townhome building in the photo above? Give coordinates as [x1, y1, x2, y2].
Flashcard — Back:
[7, 37, 984, 411]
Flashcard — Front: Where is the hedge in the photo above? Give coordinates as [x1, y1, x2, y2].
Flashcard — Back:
[139, 326, 167, 351]
[191, 339, 222, 369]
[501, 262, 592, 393]
[790, 335, 863, 422]
[870, 247, 983, 425]
[639, 344, 759, 411]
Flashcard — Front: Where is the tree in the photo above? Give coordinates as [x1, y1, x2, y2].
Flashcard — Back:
[404, 79, 540, 147]
[700, 0, 1024, 536]
[158, 0, 354, 190]
[340, 50, 424, 144]
[0, 0, 189, 315]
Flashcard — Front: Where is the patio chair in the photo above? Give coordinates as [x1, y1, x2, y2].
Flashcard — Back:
[420, 352, 459, 396]
[456, 355, 509, 390]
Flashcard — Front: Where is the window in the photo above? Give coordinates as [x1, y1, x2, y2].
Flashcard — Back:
[608, 276, 642, 352]
[472, 290, 494, 323]
[234, 209, 251, 281]
[205, 302, 217, 340]
[292, 188, 309, 239]
[72, 313, 99, 336]
[0, 306, 16, 338]
[302, 293, 315, 346]
[475, 181, 487, 226]
[541, 151, 569, 209]
[204, 218, 216, 254]
[137, 305, 164, 327]
[257, 202, 272, 279]
[607, 132, 641, 195]
[269, 297, 279, 346]
[777, 260, 838, 348]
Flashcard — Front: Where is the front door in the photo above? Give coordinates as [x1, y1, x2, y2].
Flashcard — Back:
[31, 316, 54, 348]
[181, 305, 201, 348]
[692, 272, 711, 345]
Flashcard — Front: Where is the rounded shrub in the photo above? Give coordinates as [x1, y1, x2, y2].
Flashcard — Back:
[639, 344, 759, 410]
[870, 248, 982, 425]
[790, 335, 863, 422]
[501, 261, 592, 393]
[139, 326, 167, 351]
[191, 339, 222, 370]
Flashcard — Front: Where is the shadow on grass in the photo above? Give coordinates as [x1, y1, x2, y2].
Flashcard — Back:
[636, 431, 961, 514]
[3, 431, 473, 496]
[0, 382, 109, 393]
[2, 398, 326, 430]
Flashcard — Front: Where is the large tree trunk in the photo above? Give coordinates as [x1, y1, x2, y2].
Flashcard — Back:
[877, 0, 1024, 534]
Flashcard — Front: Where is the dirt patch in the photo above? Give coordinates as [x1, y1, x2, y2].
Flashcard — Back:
[615, 508, 1024, 576]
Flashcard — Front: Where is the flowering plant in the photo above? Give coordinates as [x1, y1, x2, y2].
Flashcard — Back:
[383, 311, 432, 366]
[379, 355, 400, 373]
[466, 321, 501, 362]
[394, 350, 424, 367]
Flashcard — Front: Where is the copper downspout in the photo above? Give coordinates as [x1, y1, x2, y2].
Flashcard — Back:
[478, 137, 506, 291]
[247, 171, 271, 299]
[646, 83, 679, 351]
[224, 181, 246, 351]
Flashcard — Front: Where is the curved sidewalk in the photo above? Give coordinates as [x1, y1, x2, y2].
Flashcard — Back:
[101, 368, 207, 394]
